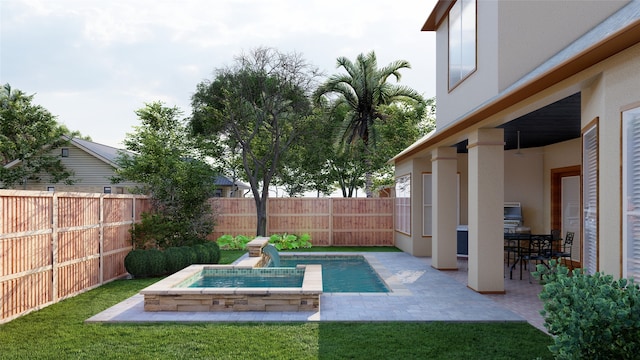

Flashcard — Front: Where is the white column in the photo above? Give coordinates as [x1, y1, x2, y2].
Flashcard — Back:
[431, 147, 458, 270]
[467, 129, 505, 293]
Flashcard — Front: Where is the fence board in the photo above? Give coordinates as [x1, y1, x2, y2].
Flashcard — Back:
[0, 190, 140, 324]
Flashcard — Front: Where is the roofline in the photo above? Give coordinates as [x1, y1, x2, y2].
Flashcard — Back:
[63, 136, 121, 168]
[422, 0, 454, 32]
[397, 15, 640, 164]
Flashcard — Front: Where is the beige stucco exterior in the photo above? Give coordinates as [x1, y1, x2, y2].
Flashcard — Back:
[397, 0, 640, 291]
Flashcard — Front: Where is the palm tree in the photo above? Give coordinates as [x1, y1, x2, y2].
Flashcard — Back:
[314, 51, 423, 197]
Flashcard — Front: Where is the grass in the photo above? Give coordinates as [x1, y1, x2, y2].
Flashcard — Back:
[0, 248, 553, 359]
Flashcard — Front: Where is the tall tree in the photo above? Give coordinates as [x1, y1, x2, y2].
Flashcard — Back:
[112, 102, 217, 248]
[314, 51, 424, 197]
[0, 84, 75, 188]
[191, 47, 320, 235]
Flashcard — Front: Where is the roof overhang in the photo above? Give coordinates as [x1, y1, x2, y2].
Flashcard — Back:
[422, 0, 454, 32]
[396, 9, 640, 164]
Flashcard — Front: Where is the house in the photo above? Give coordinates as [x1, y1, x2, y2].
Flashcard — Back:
[3, 137, 249, 197]
[391, 0, 640, 293]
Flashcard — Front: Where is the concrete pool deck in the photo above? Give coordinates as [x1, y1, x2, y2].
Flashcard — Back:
[86, 252, 543, 331]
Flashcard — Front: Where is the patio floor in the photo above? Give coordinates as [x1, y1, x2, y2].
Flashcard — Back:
[86, 252, 547, 333]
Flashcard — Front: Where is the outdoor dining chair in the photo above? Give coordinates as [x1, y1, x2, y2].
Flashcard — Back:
[551, 231, 575, 269]
[521, 234, 553, 283]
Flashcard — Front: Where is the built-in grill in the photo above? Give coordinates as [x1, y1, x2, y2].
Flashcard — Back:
[504, 202, 526, 233]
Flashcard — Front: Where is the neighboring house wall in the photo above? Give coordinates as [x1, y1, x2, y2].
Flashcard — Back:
[13, 142, 138, 194]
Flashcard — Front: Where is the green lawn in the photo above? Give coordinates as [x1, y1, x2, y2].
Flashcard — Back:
[0, 248, 553, 359]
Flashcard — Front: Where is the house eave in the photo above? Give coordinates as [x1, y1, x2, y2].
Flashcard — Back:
[396, 12, 640, 164]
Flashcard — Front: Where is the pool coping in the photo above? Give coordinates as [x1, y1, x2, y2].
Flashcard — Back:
[86, 252, 525, 324]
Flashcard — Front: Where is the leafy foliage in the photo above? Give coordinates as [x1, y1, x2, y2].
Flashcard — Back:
[536, 260, 640, 359]
[191, 47, 321, 234]
[269, 233, 312, 250]
[113, 102, 217, 249]
[124, 242, 221, 277]
[0, 83, 76, 187]
[216, 234, 254, 250]
[314, 51, 425, 197]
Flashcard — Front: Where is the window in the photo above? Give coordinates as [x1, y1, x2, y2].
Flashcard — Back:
[213, 188, 223, 197]
[582, 121, 598, 275]
[448, 0, 476, 89]
[104, 187, 112, 194]
[61, 148, 69, 157]
[395, 174, 411, 235]
[47, 186, 55, 192]
[623, 107, 640, 279]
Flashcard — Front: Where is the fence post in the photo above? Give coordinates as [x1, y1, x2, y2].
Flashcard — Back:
[99, 194, 104, 284]
[51, 192, 59, 302]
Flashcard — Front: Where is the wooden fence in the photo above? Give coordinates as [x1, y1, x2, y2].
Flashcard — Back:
[0, 190, 150, 324]
[210, 198, 395, 246]
[1, 193, 393, 323]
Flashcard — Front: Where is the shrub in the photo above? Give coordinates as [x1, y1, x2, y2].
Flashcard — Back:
[193, 244, 211, 264]
[536, 260, 640, 359]
[146, 249, 167, 277]
[202, 241, 221, 264]
[124, 249, 150, 278]
[216, 234, 252, 250]
[164, 247, 190, 273]
[269, 233, 312, 250]
[181, 246, 198, 265]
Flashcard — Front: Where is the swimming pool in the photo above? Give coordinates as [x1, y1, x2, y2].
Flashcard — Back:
[272, 255, 389, 293]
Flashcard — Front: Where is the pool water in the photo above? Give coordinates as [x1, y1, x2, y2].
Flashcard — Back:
[185, 268, 305, 288]
[274, 255, 389, 293]
[189, 275, 303, 288]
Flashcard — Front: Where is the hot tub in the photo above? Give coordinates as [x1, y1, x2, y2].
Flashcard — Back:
[141, 264, 322, 312]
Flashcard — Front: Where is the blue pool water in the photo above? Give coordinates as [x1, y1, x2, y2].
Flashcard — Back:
[186, 268, 304, 288]
[273, 255, 389, 293]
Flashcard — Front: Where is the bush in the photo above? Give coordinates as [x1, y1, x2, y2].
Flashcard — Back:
[216, 234, 252, 250]
[146, 249, 167, 277]
[181, 246, 198, 265]
[202, 241, 221, 264]
[536, 260, 640, 359]
[164, 247, 190, 273]
[193, 244, 211, 264]
[269, 233, 312, 250]
[124, 249, 150, 278]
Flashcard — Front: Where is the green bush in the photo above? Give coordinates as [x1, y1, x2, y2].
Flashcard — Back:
[537, 260, 640, 359]
[193, 244, 211, 264]
[202, 241, 221, 264]
[216, 234, 252, 250]
[124, 249, 150, 278]
[269, 233, 312, 250]
[146, 249, 167, 277]
[164, 247, 190, 273]
[181, 246, 198, 265]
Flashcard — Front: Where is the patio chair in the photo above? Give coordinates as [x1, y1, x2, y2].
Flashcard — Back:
[521, 234, 552, 283]
[551, 231, 575, 269]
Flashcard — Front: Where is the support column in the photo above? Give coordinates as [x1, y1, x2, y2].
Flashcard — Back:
[431, 147, 458, 270]
[467, 129, 505, 293]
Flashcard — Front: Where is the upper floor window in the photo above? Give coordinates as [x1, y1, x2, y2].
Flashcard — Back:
[61, 148, 69, 157]
[448, 0, 476, 90]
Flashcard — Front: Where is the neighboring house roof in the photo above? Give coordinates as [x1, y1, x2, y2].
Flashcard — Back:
[394, 0, 640, 163]
[215, 175, 250, 189]
[3, 136, 133, 170]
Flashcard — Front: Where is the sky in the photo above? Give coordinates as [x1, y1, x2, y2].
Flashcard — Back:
[1, 0, 437, 149]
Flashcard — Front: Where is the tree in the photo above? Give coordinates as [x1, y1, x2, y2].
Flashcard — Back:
[112, 102, 217, 249]
[191, 47, 320, 235]
[314, 51, 424, 197]
[0, 84, 75, 188]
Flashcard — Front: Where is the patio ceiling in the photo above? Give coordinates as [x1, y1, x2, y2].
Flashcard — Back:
[454, 92, 581, 153]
